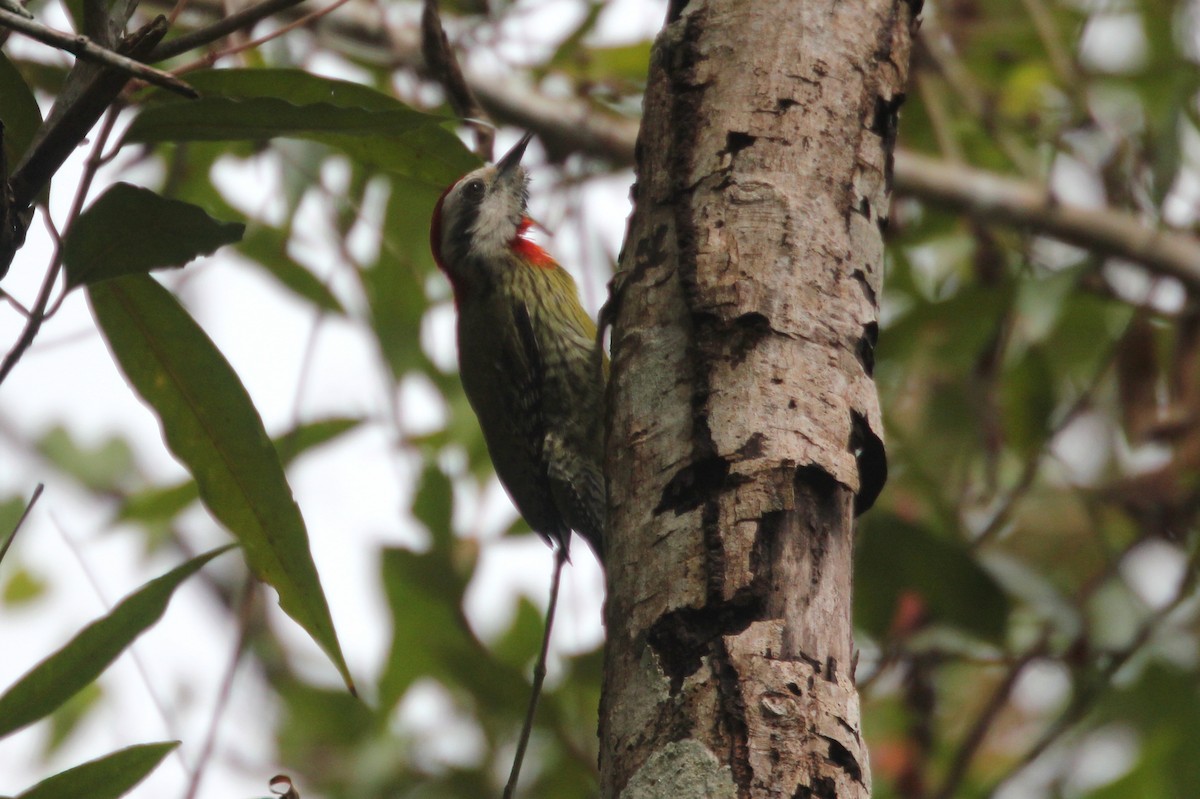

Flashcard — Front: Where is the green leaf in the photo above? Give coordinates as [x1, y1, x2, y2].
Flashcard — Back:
[117, 417, 363, 526]
[124, 69, 477, 188]
[1001, 348, 1056, 458]
[43, 683, 101, 756]
[379, 546, 472, 708]
[0, 547, 230, 738]
[2, 566, 47, 606]
[36, 426, 134, 492]
[115, 480, 199, 528]
[412, 464, 454, 553]
[13, 741, 178, 799]
[236, 224, 345, 314]
[1093, 662, 1200, 797]
[855, 513, 1011, 644]
[88, 275, 354, 693]
[0, 52, 43, 170]
[273, 416, 364, 466]
[491, 597, 547, 671]
[62, 184, 244, 289]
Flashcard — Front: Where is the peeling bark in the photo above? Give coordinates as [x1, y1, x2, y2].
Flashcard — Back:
[601, 1, 912, 796]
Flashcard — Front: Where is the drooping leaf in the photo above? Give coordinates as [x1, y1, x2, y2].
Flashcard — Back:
[36, 426, 134, 492]
[236, 224, 345, 314]
[0, 547, 230, 738]
[2, 566, 47, 606]
[43, 683, 101, 756]
[273, 417, 365, 466]
[358, 173, 448, 379]
[124, 69, 477, 188]
[13, 741, 177, 799]
[88, 275, 354, 693]
[379, 545, 472, 709]
[1091, 663, 1200, 798]
[411, 464, 454, 555]
[117, 417, 364, 526]
[62, 184, 244, 288]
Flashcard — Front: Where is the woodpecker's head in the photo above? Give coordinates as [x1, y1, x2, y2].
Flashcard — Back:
[431, 132, 552, 296]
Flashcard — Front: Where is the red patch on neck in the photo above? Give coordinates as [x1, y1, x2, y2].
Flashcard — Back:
[509, 217, 555, 268]
[429, 182, 454, 275]
[430, 181, 469, 302]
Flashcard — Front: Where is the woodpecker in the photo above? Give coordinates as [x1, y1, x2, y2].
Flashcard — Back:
[429, 133, 606, 564]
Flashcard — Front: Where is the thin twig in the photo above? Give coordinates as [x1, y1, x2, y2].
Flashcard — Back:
[1018, 0, 1082, 103]
[0, 8, 196, 96]
[421, 0, 493, 161]
[932, 633, 1049, 799]
[148, 0, 309, 61]
[0, 107, 118, 389]
[971, 315, 1132, 548]
[895, 149, 1200, 291]
[0, 482, 43, 566]
[171, 0, 353, 74]
[915, 27, 1039, 177]
[182, 574, 256, 799]
[50, 511, 190, 777]
[9, 15, 168, 211]
[914, 70, 965, 165]
[503, 546, 568, 799]
[984, 544, 1200, 798]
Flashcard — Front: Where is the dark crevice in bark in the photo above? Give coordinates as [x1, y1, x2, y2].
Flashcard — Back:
[857, 320, 878, 376]
[714, 638, 753, 793]
[646, 592, 766, 692]
[869, 92, 906, 140]
[655, 453, 730, 516]
[852, 196, 872, 219]
[852, 267, 878, 307]
[823, 736, 866, 784]
[725, 130, 757, 157]
[849, 411, 887, 514]
[692, 310, 774, 367]
[794, 776, 839, 799]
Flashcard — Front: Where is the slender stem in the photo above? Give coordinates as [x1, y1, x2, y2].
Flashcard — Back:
[503, 546, 567, 799]
[932, 634, 1049, 799]
[182, 574, 256, 799]
[421, 0, 493, 161]
[171, 0, 353, 74]
[0, 107, 118, 389]
[0, 482, 43, 565]
[148, 0, 309, 61]
[0, 8, 197, 96]
[51, 510, 190, 776]
[915, 70, 964, 164]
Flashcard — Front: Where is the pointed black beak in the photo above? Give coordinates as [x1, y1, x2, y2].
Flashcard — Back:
[496, 132, 534, 174]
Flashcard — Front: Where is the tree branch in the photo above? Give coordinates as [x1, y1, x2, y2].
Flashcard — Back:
[9, 15, 170, 211]
[146, 0, 309, 61]
[893, 149, 1200, 288]
[0, 8, 196, 96]
[136, 0, 1200, 289]
[420, 0, 493, 161]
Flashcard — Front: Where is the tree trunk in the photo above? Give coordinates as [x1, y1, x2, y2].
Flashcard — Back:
[600, 1, 912, 796]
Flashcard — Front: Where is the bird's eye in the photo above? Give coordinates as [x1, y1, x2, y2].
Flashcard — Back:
[463, 179, 486, 201]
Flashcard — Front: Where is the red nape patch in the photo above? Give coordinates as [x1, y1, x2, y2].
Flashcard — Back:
[509, 217, 556, 268]
[429, 182, 456, 274]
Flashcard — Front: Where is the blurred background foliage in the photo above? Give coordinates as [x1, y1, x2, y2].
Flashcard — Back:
[1, 0, 1199, 797]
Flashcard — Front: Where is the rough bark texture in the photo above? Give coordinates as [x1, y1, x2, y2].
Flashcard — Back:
[600, 1, 912, 797]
